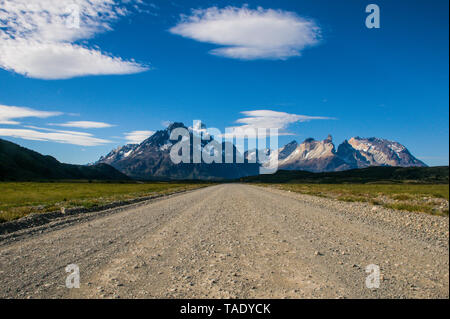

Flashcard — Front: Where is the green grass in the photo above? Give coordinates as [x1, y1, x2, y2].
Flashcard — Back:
[0, 181, 209, 222]
[260, 183, 449, 216]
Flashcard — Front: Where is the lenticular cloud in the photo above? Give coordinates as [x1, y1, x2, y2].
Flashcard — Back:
[170, 6, 321, 60]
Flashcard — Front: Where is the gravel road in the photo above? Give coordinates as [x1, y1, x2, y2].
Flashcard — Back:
[0, 184, 448, 299]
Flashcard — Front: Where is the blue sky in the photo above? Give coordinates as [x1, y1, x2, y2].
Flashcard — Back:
[0, 0, 448, 166]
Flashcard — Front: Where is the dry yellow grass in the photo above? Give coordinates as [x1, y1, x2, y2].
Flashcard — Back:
[0, 181, 209, 222]
[260, 183, 449, 216]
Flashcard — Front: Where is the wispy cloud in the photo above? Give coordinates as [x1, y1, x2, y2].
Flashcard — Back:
[124, 130, 154, 144]
[0, 0, 149, 79]
[170, 6, 321, 60]
[0, 104, 114, 145]
[0, 104, 62, 125]
[225, 110, 334, 137]
[0, 127, 111, 146]
[49, 121, 115, 129]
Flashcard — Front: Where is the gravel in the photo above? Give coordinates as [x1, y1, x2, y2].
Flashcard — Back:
[0, 184, 448, 299]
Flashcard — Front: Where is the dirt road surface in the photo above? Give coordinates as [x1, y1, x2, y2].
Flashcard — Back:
[0, 184, 448, 299]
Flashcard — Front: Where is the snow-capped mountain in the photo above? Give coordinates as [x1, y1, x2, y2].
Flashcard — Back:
[98, 125, 427, 179]
[344, 137, 426, 168]
[97, 122, 259, 180]
[273, 135, 350, 172]
[244, 148, 272, 162]
[278, 140, 298, 160]
[98, 143, 138, 165]
[265, 135, 426, 172]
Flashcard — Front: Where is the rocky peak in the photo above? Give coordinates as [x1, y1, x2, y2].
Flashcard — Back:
[97, 124, 427, 178]
[324, 134, 333, 143]
[278, 140, 298, 160]
[166, 122, 186, 132]
[98, 143, 138, 165]
[347, 136, 425, 167]
[303, 137, 316, 144]
[96, 122, 259, 180]
[298, 136, 336, 156]
[336, 140, 370, 168]
[138, 122, 187, 149]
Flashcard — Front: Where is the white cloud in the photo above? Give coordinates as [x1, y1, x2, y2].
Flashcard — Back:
[0, 40, 148, 80]
[0, 104, 62, 125]
[170, 6, 321, 60]
[0, 0, 148, 79]
[0, 127, 111, 146]
[224, 110, 333, 137]
[49, 121, 114, 128]
[124, 130, 154, 144]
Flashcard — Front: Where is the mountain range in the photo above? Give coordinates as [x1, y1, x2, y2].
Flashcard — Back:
[97, 122, 426, 180]
[98, 122, 259, 180]
[260, 135, 427, 173]
[0, 122, 430, 181]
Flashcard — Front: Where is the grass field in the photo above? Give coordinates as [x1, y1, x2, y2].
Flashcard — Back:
[262, 183, 449, 216]
[0, 182, 209, 222]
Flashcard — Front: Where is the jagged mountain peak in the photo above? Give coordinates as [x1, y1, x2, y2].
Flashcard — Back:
[346, 136, 425, 168]
[166, 122, 187, 131]
[278, 140, 298, 160]
[336, 139, 370, 168]
[139, 122, 187, 148]
[285, 140, 298, 146]
[97, 124, 427, 178]
[98, 143, 138, 165]
[303, 137, 316, 143]
[268, 135, 344, 173]
[302, 135, 333, 144]
[274, 135, 426, 172]
[97, 122, 259, 180]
